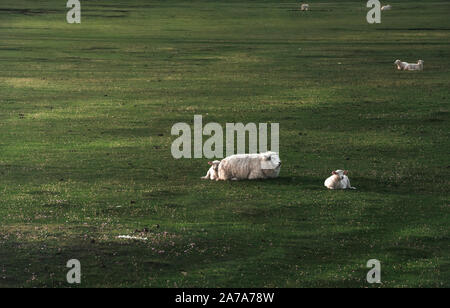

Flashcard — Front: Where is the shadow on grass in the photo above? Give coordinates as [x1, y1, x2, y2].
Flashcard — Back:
[0, 211, 447, 288]
[221, 176, 324, 190]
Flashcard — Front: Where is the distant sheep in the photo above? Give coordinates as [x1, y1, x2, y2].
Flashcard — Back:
[324, 170, 356, 190]
[301, 4, 309, 11]
[217, 152, 281, 181]
[394, 59, 423, 71]
[381, 5, 392, 11]
[404, 60, 424, 71]
[201, 160, 221, 180]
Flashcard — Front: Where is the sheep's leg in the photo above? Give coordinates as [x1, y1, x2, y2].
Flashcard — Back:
[346, 178, 356, 189]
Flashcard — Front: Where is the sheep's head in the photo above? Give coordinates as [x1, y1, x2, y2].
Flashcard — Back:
[418, 60, 424, 64]
[261, 152, 281, 170]
[394, 60, 401, 65]
[332, 169, 348, 180]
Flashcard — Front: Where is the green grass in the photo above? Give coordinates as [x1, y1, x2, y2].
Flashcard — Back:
[0, 0, 449, 287]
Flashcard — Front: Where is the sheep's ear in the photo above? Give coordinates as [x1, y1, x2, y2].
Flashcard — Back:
[208, 161, 213, 165]
[344, 170, 348, 175]
[332, 171, 337, 175]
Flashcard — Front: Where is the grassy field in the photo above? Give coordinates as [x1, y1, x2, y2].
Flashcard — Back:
[0, 0, 449, 288]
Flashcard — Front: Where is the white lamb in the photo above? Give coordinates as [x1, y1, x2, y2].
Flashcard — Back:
[201, 160, 221, 180]
[324, 170, 356, 190]
[217, 152, 281, 181]
[381, 5, 392, 11]
[404, 60, 424, 71]
[301, 4, 309, 11]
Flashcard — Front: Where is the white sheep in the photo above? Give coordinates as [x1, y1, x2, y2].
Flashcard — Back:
[404, 60, 424, 71]
[301, 4, 309, 11]
[217, 152, 281, 181]
[201, 160, 221, 180]
[324, 170, 356, 190]
[381, 5, 392, 11]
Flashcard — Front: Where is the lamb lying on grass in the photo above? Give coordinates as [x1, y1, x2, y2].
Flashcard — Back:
[301, 4, 309, 11]
[324, 170, 356, 190]
[213, 152, 281, 181]
[395, 59, 424, 71]
[201, 160, 221, 180]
